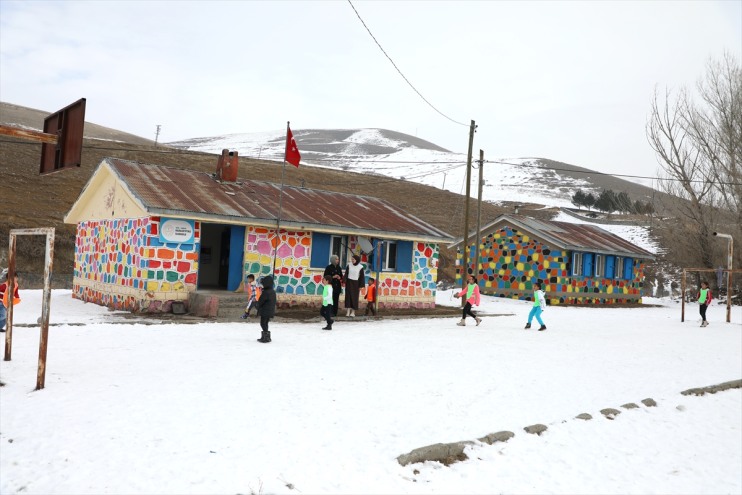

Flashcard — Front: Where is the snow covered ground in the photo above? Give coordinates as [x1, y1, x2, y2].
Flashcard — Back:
[1, 290, 740, 495]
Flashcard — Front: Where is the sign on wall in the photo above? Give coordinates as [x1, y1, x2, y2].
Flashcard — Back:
[160, 218, 195, 244]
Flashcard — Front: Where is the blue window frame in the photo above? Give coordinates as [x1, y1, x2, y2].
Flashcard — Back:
[310, 233, 331, 268]
[572, 252, 633, 280]
[314, 234, 414, 273]
[623, 257, 634, 280]
[605, 255, 616, 279]
[582, 253, 594, 277]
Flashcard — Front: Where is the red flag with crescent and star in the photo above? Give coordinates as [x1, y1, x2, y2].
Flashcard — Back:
[285, 126, 301, 167]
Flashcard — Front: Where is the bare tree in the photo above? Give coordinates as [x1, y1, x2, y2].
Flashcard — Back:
[686, 52, 742, 224]
[646, 52, 741, 269]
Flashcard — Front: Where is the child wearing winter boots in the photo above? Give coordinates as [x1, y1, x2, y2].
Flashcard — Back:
[454, 274, 482, 326]
[256, 276, 276, 343]
[363, 277, 377, 317]
[698, 281, 712, 327]
[320, 275, 334, 330]
[240, 274, 261, 319]
[525, 282, 547, 331]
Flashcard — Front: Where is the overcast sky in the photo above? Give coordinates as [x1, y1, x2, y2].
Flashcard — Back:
[1, 1, 740, 180]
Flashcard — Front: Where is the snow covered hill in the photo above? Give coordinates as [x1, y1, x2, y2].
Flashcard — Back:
[167, 128, 657, 212]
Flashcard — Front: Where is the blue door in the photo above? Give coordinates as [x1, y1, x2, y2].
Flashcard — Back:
[227, 226, 246, 291]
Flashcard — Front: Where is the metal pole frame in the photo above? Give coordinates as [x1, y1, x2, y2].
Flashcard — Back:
[680, 266, 740, 324]
[713, 233, 734, 323]
[4, 228, 55, 391]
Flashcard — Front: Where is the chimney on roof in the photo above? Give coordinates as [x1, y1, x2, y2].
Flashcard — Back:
[215, 149, 239, 182]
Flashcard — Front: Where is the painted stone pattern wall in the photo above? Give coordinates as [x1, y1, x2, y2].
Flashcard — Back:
[72, 216, 199, 312]
[244, 228, 440, 308]
[73, 219, 439, 312]
[456, 226, 646, 305]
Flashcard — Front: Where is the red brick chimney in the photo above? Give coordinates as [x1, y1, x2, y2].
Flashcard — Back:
[215, 149, 238, 182]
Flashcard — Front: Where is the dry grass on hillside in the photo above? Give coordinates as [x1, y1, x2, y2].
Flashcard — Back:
[1, 135, 540, 287]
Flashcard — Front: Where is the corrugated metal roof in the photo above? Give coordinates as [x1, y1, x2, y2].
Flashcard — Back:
[106, 158, 452, 242]
[451, 214, 655, 259]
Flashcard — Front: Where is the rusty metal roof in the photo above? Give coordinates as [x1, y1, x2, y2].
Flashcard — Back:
[451, 214, 655, 259]
[105, 158, 452, 242]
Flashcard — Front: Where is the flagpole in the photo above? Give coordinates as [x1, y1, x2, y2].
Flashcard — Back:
[271, 121, 290, 285]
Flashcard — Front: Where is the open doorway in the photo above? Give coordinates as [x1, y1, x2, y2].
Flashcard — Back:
[198, 223, 245, 291]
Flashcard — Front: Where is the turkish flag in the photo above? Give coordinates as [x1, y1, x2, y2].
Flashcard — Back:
[285, 127, 301, 167]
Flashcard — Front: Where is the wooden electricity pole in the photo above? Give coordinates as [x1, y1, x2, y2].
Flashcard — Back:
[461, 120, 476, 291]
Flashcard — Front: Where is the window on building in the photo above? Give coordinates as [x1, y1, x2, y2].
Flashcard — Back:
[605, 255, 616, 278]
[623, 257, 634, 280]
[595, 254, 605, 278]
[331, 235, 349, 267]
[310, 232, 348, 268]
[381, 241, 397, 270]
[615, 257, 624, 280]
[572, 252, 583, 276]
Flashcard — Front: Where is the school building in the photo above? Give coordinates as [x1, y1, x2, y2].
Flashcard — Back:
[451, 214, 655, 304]
[63, 154, 453, 314]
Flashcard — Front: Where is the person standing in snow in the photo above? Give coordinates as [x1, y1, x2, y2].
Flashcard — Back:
[525, 282, 547, 331]
[320, 275, 334, 330]
[454, 274, 482, 326]
[323, 255, 343, 317]
[240, 273, 261, 320]
[697, 280, 712, 327]
[363, 277, 377, 317]
[0, 270, 20, 333]
[256, 276, 276, 343]
[343, 254, 365, 318]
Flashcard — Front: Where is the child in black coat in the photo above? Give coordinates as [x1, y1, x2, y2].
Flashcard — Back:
[256, 276, 276, 343]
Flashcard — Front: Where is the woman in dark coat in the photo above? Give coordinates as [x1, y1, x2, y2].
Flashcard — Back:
[343, 255, 365, 317]
[323, 255, 343, 317]
[256, 275, 276, 343]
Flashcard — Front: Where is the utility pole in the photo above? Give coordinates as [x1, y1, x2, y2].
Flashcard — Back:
[474, 149, 484, 279]
[154, 125, 162, 147]
[461, 120, 476, 291]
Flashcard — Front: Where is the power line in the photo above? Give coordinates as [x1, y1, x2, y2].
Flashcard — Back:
[486, 159, 742, 187]
[3, 138, 739, 186]
[346, 0, 468, 127]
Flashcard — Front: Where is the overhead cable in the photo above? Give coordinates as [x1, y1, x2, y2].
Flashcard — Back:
[346, 0, 468, 127]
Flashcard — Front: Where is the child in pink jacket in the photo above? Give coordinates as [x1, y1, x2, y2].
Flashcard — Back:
[454, 274, 482, 326]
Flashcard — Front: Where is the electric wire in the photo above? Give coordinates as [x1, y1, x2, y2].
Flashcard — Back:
[346, 0, 468, 127]
[2, 138, 740, 186]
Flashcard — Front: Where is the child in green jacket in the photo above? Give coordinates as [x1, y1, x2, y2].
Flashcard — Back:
[320, 275, 334, 330]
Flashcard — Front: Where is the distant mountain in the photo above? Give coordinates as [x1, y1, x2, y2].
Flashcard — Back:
[168, 128, 662, 210]
[0, 101, 663, 283]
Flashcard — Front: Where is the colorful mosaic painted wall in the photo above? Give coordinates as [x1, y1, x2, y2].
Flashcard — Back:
[244, 228, 440, 308]
[73, 219, 441, 313]
[455, 226, 646, 305]
[72, 216, 199, 312]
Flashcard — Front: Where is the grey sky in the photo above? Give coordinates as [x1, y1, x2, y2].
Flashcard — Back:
[1, 0, 740, 182]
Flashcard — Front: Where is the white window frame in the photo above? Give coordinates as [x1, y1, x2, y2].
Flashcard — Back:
[615, 257, 624, 280]
[382, 240, 397, 271]
[572, 252, 582, 276]
[595, 254, 605, 278]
